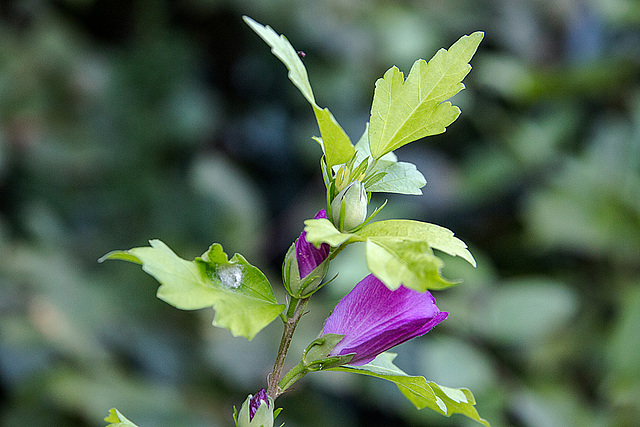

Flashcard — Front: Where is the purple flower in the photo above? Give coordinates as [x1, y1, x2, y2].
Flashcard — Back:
[249, 388, 269, 421]
[295, 209, 330, 279]
[322, 274, 448, 366]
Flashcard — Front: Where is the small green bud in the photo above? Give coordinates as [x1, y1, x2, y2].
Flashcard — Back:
[331, 181, 368, 231]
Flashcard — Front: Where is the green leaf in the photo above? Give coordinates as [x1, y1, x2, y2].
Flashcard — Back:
[365, 238, 457, 291]
[303, 218, 361, 247]
[367, 160, 426, 195]
[358, 219, 476, 291]
[358, 220, 476, 266]
[330, 353, 490, 426]
[368, 32, 483, 159]
[354, 123, 397, 163]
[242, 16, 314, 105]
[354, 124, 426, 195]
[100, 240, 284, 340]
[313, 107, 356, 168]
[104, 408, 139, 427]
[303, 219, 474, 290]
[243, 16, 354, 168]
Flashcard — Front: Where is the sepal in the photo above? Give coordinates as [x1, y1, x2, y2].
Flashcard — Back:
[282, 242, 330, 298]
[303, 333, 354, 370]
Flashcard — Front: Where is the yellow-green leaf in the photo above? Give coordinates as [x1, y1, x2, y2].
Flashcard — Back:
[369, 32, 483, 159]
[365, 238, 458, 291]
[303, 218, 361, 247]
[330, 353, 490, 426]
[243, 16, 354, 168]
[358, 219, 476, 267]
[100, 240, 284, 340]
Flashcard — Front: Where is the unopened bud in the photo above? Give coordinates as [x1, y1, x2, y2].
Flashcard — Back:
[237, 389, 274, 427]
[331, 181, 367, 231]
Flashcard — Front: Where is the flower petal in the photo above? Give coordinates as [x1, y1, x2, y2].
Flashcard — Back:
[296, 210, 330, 278]
[323, 274, 447, 365]
[249, 388, 269, 420]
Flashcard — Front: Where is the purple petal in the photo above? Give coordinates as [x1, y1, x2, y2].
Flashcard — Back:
[295, 210, 330, 279]
[323, 274, 448, 365]
[249, 388, 269, 421]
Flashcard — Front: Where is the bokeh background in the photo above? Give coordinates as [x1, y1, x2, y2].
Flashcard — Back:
[1, 0, 639, 426]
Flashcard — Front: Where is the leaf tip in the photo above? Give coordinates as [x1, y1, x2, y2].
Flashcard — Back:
[98, 250, 142, 265]
[242, 15, 258, 28]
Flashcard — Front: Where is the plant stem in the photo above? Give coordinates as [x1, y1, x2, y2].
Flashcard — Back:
[267, 296, 309, 400]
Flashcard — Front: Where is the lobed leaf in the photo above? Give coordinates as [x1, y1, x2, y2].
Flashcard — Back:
[100, 240, 284, 340]
[243, 16, 354, 168]
[358, 220, 476, 266]
[365, 238, 458, 291]
[330, 353, 490, 426]
[369, 32, 483, 159]
[304, 218, 475, 291]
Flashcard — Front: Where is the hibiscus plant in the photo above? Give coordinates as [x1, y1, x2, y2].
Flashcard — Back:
[100, 16, 488, 427]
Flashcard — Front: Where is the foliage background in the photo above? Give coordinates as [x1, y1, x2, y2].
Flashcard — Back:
[1, 0, 639, 426]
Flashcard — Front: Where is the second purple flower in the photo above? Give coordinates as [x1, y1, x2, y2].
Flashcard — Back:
[322, 274, 448, 365]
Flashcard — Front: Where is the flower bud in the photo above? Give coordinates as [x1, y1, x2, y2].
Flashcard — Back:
[237, 389, 274, 427]
[283, 210, 330, 297]
[331, 181, 368, 231]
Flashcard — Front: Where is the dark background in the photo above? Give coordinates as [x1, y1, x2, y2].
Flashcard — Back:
[1, 0, 639, 425]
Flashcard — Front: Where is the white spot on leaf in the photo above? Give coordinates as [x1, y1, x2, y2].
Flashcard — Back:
[217, 264, 243, 289]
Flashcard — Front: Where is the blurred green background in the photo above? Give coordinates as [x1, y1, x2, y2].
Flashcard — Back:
[1, 0, 639, 426]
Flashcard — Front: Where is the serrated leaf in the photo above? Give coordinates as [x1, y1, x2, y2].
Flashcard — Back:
[100, 240, 284, 340]
[369, 32, 483, 159]
[243, 16, 354, 168]
[104, 408, 139, 427]
[329, 353, 489, 426]
[304, 218, 474, 290]
[303, 218, 361, 247]
[358, 220, 476, 266]
[365, 238, 458, 291]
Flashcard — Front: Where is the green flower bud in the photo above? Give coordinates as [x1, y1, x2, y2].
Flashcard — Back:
[331, 181, 368, 231]
[237, 389, 274, 427]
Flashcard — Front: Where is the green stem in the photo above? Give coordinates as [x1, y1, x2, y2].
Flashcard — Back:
[267, 296, 309, 400]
